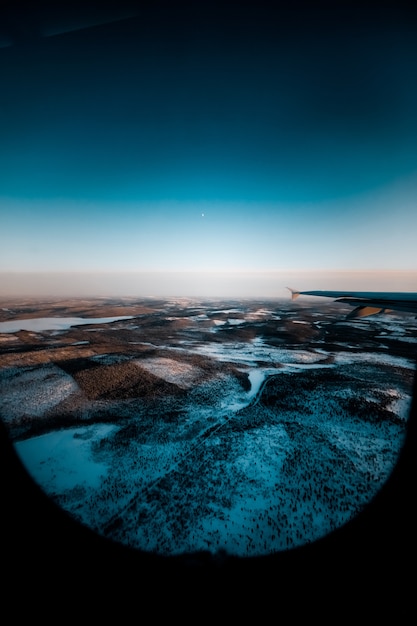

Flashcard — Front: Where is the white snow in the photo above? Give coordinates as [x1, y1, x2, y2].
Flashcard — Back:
[210, 309, 243, 315]
[186, 336, 328, 369]
[333, 350, 415, 369]
[0, 365, 80, 422]
[391, 336, 417, 344]
[137, 357, 203, 389]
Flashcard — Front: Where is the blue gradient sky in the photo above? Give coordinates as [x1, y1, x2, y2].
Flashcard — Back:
[1, 3, 416, 297]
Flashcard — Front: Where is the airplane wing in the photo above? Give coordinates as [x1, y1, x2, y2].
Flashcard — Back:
[288, 288, 417, 319]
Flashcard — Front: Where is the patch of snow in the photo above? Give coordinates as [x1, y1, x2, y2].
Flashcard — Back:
[389, 336, 417, 344]
[282, 363, 334, 370]
[186, 336, 327, 369]
[244, 309, 277, 321]
[0, 365, 79, 422]
[137, 357, 203, 389]
[333, 351, 415, 369]
[210, 309, 243, 315]
[166, 298, 201, 307]
[382, 324, 407, 335]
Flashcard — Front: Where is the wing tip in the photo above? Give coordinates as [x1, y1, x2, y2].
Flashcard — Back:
[287, 287, 300, 301]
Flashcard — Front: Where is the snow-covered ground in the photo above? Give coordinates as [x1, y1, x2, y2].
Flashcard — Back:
[177, 336, 328, 367]
[0, 364, 80, 423]
[3, 300, 416, 558]
[138, 357, 204, 389]
[11, 349, 413, 556]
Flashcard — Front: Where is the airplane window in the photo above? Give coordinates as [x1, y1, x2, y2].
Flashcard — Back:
[1, 1, 416, 583]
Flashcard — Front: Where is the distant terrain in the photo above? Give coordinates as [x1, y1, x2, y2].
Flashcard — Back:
[0, 296, 416, 556]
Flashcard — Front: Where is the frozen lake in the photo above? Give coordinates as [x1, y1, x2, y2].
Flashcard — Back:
[15, 424, 118, 492]
[0, 316, 134, 333]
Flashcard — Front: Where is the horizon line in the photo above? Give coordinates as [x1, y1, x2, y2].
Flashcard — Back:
[2, 269, 417, 275]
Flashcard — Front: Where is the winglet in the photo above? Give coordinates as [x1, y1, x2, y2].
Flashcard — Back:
[287, 287, 300, 301]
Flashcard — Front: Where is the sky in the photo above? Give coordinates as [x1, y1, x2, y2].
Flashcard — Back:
[1, 2, 417, 298]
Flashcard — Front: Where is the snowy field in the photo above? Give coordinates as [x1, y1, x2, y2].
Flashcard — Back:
[1, 297, 416, 557]
[0, 364, 80, 423]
